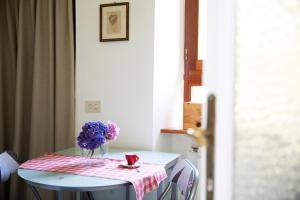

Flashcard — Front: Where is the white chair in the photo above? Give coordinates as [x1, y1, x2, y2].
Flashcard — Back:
[0, 151, 43, 200]
[0, 151, 19, 183]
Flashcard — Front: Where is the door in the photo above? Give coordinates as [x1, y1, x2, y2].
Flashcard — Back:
[234, 0, 300, 199]
[204, 1, 300, 200]
[202, 0, 236, 200]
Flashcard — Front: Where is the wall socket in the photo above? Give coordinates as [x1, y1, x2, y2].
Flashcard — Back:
[85, 101, 101, 113]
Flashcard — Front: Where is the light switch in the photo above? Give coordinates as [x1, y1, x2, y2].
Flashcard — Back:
[85, 101, 101, 113]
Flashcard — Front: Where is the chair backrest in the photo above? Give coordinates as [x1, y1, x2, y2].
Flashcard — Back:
[159, 158, 199, 200]
[0, 151, 19, 183]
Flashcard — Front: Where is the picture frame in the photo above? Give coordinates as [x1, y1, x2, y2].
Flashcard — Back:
[100, 2, 129, 42]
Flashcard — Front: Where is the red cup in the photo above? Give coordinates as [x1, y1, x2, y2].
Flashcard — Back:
[125, 153, 139, 165]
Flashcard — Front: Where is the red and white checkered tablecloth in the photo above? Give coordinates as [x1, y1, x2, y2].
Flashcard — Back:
[19, 153, 167, 200]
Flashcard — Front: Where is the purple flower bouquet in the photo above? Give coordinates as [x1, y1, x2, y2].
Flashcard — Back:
[77, 120, 120, 157]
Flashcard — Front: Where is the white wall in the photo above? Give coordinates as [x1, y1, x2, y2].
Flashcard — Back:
[153, 0, 185, 152]
[76, 0, 155, 150]
[76, 0, 190, 153]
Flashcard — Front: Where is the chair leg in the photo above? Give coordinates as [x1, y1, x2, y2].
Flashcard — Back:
[29, 185, 42, 200]
[171, 183, 177, 200]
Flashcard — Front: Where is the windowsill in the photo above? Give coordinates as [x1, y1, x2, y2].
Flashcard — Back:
[160, 129, 187, 135]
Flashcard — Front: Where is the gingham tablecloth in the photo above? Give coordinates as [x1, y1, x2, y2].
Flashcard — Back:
[19, 153, 167, 200]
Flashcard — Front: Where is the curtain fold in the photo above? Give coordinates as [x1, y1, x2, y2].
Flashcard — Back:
[0, 0, 75, 199]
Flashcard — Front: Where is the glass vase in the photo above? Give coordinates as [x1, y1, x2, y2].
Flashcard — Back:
[80, 145, 108, 167]
[99, 144, 108, 157]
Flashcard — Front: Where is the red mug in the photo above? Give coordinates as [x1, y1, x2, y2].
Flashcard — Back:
[125, 153, 139, 165]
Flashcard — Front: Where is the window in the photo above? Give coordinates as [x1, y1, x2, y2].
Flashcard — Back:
[183, 0, 202, 129]
[161, 0, 204, 134]
[184, 0, 202, 102]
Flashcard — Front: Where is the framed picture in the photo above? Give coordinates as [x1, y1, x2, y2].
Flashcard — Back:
[100, 2, 129, 42]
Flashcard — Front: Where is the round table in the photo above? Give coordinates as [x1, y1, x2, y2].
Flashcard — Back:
[18, 148, 180, 200]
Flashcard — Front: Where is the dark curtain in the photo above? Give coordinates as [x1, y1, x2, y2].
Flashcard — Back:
[0, 0, 75, 199]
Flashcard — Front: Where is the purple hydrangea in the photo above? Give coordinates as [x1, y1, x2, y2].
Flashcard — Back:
[106, 121, 120, 140]
[77, 120, 120, 153]
[77, 121, 108, 150]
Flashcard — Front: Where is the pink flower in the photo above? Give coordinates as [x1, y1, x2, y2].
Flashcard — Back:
[106, 121, 120, 140]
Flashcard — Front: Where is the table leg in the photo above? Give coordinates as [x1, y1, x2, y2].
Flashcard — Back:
[126, 185, 130, 200]
[75, 192, 81, 200]
[56, 191, 64, 200]
[29, 185, 42, 200]
[157, 182, 163, 198]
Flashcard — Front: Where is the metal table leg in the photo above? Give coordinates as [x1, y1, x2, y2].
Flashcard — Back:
[29, 185, 42, 200]
[75, 192, 81, 200]
[126, 185, 130, 200]
[56, 191, 63, 200]
[157, 181, 163, 198]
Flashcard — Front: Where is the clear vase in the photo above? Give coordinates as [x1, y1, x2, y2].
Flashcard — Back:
[80, 145, 108, 167]
[80, 148, 95, 158]
[80, 145, 108, 158]
[99, 144, 108, 157]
